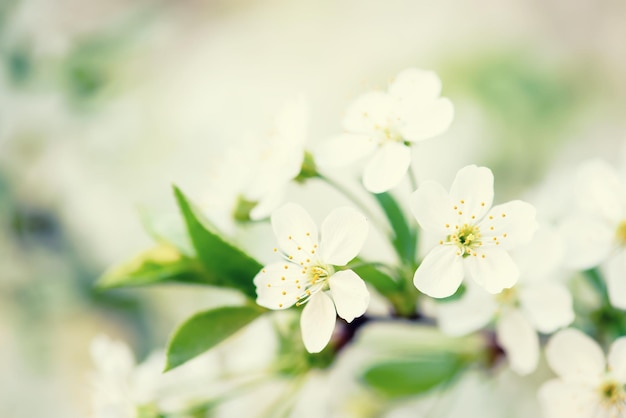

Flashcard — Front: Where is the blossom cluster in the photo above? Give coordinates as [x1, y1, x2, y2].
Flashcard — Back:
[94, 68, 626, 418]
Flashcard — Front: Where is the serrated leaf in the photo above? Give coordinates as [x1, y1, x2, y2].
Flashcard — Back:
[374, 192, 416, 265]
[173, 186, 262, 299]
[165, 305, 265, 371]
[362, 353, 466, 398]
[97, 243, 207, 289]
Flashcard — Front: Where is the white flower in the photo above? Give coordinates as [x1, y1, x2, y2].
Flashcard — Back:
[315, 68, 453, 193]
[437, 227, 574, 375]
[254, 203, 370, 353]
[89, 335, 147, 418]
[411, 165, 537, 298]
[243, 98, 309, 220]
[559, 159, 626, 309]
[539, 328, 626, 418]
[202, 98, 308, 230]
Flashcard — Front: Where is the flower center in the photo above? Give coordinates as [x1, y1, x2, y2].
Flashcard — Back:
[616, 221, 626, 246]
[295, 264, 334, 306]
[374, 124, 404, 144]
[495, 287, 518, 306]
[598, 380, 626, 410]
[447, 224, 482, 257]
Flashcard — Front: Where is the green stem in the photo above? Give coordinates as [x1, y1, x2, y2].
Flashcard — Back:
[583, 268, 610, 305]
[408, 164, 419, 192]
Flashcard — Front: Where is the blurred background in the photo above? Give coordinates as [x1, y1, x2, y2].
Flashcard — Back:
[1, 0, 626, 416]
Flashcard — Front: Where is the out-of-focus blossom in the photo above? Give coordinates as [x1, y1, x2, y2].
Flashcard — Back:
[90, 316, 279, 417]
[203, 98, 308, 231]
[539, 328, 626, 418]
[254, 203, 369, 353]
[559, 159, 626, 309]
[411, 165, 537, 298]
[437, 227, 573, 375]
[316, 68, 453, 193]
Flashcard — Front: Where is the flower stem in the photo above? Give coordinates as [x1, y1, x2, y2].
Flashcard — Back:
[408, 163, 419, 192]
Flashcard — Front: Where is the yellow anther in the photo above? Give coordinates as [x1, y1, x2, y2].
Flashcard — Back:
[282, 291, 286, 295]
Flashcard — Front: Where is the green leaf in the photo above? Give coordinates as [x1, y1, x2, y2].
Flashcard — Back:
[350, 263, 417, 317]
[139, 208, 195, 256]
[174, 186, 262, 299]
[362, 353, 466, 398]
[374, 192, 416, 265]
[165, 305, 265, 371]
[96, 244, 208, 289]
[352, 264, 401, 296]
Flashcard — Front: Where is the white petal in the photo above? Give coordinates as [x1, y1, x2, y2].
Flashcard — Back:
[343, 91, 395, 135]
[300, 292, 337, 353]
[314, 133, 377, 168]
[511, 226, 564, 282]
[559, 215, 614, 269]
[466, 247, 519, 294]
[606, 250, 626, 310]
[437, 286, 496, 336]
[249, 187, 285, 221]
[478, 200, 537, 250]
[388, 68, 442, 103]
[538, 379, 598, 418]
[449, 165, 494, 224]
[577, 159, 626, 224]
[319, 207, 368, 266]
[414, 245, 464, 298]
[271, 203, 319, 264]
[328, 270, 370, 323]
[254, 262, 304, 310]
[545, 328, 606, 385]
[519, 282, 574, 333]
[410, 180, 457, 235]
[608, 337, 626, 382]
[362, 142, 412, 193]
[496, 309, 539, 375]
[398, 98, 454, 142]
